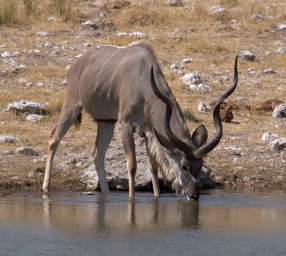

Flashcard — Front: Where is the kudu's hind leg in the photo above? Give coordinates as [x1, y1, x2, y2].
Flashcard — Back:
[121, 123, 137, 199]
[42, 105, 82, 193]
[145, 140, 160, 197]
[92, 122, 115, 194]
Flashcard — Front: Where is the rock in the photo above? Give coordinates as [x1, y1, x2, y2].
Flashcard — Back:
[36, 31, 49, 37]
[1, 51, 19, 58]
[1, 150, 13, 155]
[80, 165, 99, 190]
[26, 114, 44, 123]
[0, 135, 18, 143]
[276, 48, 286, 55]
[253, 14, 265, 21]
[61, 79, 67, 85]
[168, 0, 183, 6]
[170, 63, 179, 70]
[81, 162, 151, 191]
[81, 19, 116, 31]
[33, 49, 41, 55]
[36, 82, 45, 87]
[272, 104, 286, 118]
[81, 20, 98, 29]
[75, 54, 83, 59]
[182, 58, 192, 64]
[6, 100, 48, 115]
[270, 139, 286, 152]
[209, 6, 225, 14]
[189, 83, 210, 93]
[277, 23, 286, 31]
[198, 102, 210, 113]
[16, 147, 39, 156]
[47, 16, 56, 22]
[261, 132, 279, 144]
[263, 68, 277, 75]
[182, 72, 202, 85]
[117, 32, 128, 37]
[240, 50, 256, 61]
[129, 31, 146, 38]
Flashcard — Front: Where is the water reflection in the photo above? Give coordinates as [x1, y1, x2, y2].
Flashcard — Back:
[0, 192, 286, 234]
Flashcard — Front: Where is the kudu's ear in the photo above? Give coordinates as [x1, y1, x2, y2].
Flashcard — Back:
[192, 125, 208, 149]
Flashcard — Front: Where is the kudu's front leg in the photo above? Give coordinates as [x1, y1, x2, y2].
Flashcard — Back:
[43, 104, 82, 192]
[121, 123, 137, 199]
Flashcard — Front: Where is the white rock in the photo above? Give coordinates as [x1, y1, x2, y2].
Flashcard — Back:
[277, 23, 286, 31]
[47, 16, 56, 22]
[182, 58, 192, 64]
[6, 100, 48, 115]
[168, 0, 183, 6]
[263, 68, 277, 75]
[253, 14, 265, 21]
[276, 48, 286, 55]
[75, 54, 83, 59]
[0, 135, 18, 143]
[117, 32, 128, 37]
[1, 51, 18, 58]
[240, 50, 256, 61]
[83, 42, 91, 47]
[33, 49, 41, 55]
[36, 31, 49, 37]
[26, 114, 44, 123]
[129, 32, 146, 38]
[189, 83, 210, 93]
[261, 132, 279, 144]
[80, 165, 99, 190]
[272, 104, 286, 118]
[36, 82, 45, 87]
[198, 102, 210, 113]
[270, 138, 286, 152]
[209, 6, 225, 14]
[170, 63, 179, 70]
[182, 72, 202, 85]
[16, 147, 39, 156]
[61, 79, 67, 85]
[81, 20, 98, 29]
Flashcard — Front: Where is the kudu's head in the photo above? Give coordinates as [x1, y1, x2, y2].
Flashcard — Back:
[151, 56, 239, 201]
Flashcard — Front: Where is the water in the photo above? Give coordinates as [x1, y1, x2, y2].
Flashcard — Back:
[0, 191, 286, 256]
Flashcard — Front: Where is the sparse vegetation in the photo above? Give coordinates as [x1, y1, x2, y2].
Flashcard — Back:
[0, 1, 18, 25]
[0, 0, 79, 25]
[220, 0, 240, 7]
[183, 109, 200, 123]
[23, 0, 34, 16]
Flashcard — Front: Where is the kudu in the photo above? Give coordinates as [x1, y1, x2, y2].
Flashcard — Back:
[43, 41, 238, 200]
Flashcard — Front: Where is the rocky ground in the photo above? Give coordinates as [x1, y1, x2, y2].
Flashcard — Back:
[0, 0, 286, 193]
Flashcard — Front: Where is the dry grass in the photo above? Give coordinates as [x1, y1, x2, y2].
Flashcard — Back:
[0, 0, 80, 26]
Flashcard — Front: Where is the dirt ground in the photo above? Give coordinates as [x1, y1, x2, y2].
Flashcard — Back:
[0, 0, 286, 192]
